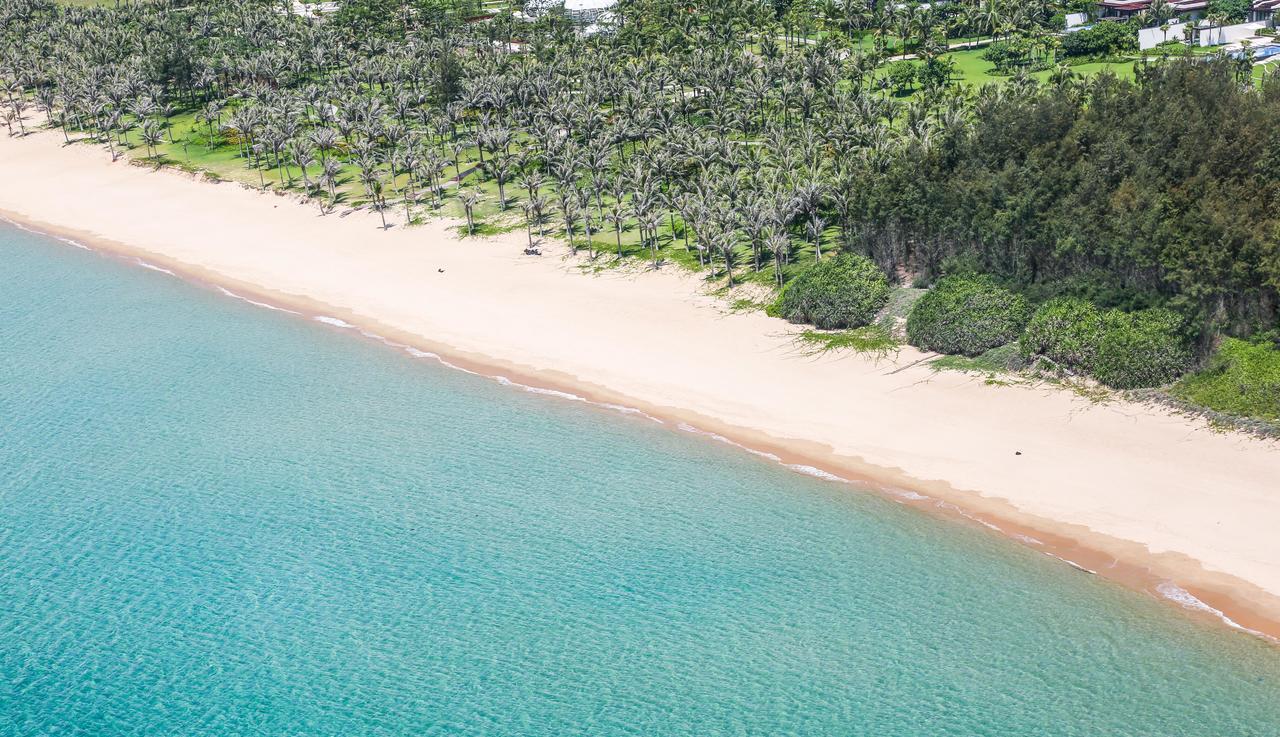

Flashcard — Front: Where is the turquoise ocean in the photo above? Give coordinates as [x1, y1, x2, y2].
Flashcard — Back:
[2, 221, 1280, 736]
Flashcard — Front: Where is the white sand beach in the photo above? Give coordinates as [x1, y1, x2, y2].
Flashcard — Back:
[3, 127, 1279, 639]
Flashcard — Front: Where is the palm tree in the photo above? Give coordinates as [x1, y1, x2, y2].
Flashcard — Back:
[141, 118, 164, 158]
[287, 138, 317, 195]
[767, 230, 790, 286]
[488, 152, 514, 210]
[459, 188, 483, 235]
[606, 202, 628, 259]
[321, 158, 342, 212]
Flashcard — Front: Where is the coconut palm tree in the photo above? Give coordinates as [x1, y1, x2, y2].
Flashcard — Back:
[459, 188, 483, 236]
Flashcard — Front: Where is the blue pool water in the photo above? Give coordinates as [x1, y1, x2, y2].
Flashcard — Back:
[2, 222, 1280, 735]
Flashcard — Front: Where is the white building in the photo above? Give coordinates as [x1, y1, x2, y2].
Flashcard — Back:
[525, 0, 617, 24]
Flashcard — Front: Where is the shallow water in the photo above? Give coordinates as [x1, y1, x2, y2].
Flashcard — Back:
[2, 223, 1279, 736]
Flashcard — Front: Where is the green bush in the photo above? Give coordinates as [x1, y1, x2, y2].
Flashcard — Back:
[1090, 308, 1193, 389]
[1020, 300, 1195, 388]
[1019, 297, 1104, 368]
[774, 253, 890, 330]
[887, 61, 917, 93]
[1061, 21, 1137, 58]
[906, 276, 1031, 356]
[1173, 338, 1280, 421]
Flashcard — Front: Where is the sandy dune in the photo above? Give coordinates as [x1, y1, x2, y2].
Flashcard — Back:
[3, 128, 1278, 640]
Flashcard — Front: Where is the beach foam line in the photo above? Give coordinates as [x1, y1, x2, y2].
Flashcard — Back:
[1155, 582, 1271, 639]
[676, 422, 783, 462]
[309, 313, 667, 422]
[403, 347, 484, 376]
[313, 315, 357, 329]
[887, 488, 930, 502]
[786, 464, 849, 482]
[135, 259, 175, 275]
[1046, 552, 1098, 575]
[4, 212, 154, 258]
[495, 375, 587, 403]
[217, 286, 300, 314]
[2, 215, 89, 249]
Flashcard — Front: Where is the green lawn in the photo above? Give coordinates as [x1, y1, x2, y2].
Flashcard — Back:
[912, 47, 1138, 88]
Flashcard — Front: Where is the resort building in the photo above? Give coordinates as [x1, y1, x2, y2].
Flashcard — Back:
[1097, 0, 1207, 19]
[1251, 0, 1280, 23]
[523, 0, 617, 24]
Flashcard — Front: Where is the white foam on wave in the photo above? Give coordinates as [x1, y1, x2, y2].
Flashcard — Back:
[1045, 552, 1097, 575]
[134, 259, 175, 275]
[403, 348, 483, 376]
[676, 422, 783, 462]
[0, 215, 38, 234]
[1155, 582, 1267, 638]
[216, 286, 300, 314]
[1012, 533, 1045, 546]
[936, 500, 1006, 533]
[58, 236, 90, 250]
[313, 315, 356, 329]
[601, 403, 665, 423]
[495, 375, 586, 402]
[887, 488, 930, 502]
[786, 464, 849, 482]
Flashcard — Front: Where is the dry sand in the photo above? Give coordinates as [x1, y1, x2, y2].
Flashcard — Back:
[3, 127, 1279, 640]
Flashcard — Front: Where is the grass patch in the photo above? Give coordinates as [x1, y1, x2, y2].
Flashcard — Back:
[730, 297, 769, 313]
[796, 323, 901, 358]
[930, 343, 1026, 374]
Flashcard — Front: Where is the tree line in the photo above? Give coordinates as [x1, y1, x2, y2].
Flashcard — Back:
[0, 0, 1276, 345]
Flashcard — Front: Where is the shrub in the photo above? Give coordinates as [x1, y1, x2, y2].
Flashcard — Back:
[774, 253, 891, 330]
[1173, 338, 1280, 421]
[887, 61, 917, 94]
[1090, 308, 1192, 389]
[1020, 300, 1195, 388]
[1061, 21, 1137, 58]
[906, 275, 1031, 356]
[1019, 297, 1104, 369]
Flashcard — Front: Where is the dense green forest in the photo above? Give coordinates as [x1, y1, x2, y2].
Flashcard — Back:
[1, 0, 1277, 420]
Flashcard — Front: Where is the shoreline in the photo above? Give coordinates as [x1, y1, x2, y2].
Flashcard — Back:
[4, 128, 1280, 644]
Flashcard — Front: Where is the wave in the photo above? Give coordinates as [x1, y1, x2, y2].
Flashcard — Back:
[216, 287, 300, 314]
[676, 422, 783, 462]
[134, 259, 175, 275]
[313, 315, 356, 329]
[495, 375, 587, 403]
[1, 216, 88, 251]
[1155, 582, 1267, 638]
[786, 464, 849, 482]
[886, 488, 930, 502]
[1045, 552, 1098, 575]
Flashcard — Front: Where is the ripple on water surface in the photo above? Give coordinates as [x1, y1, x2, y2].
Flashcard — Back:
[2, 223, 1280, 737]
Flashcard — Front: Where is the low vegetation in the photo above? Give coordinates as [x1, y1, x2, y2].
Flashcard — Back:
[774, 254, 890, 330]
[1019, 297, 1104, 370]
[796, 324, 901, 357]
[1174, 338, 1280, 421]
[1089, 308, 1193, 389]
[906, 276, 1030, 356]
[1016, 298, 1191, 388]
